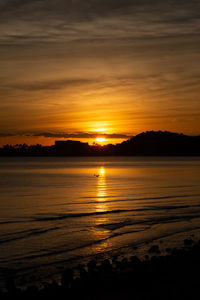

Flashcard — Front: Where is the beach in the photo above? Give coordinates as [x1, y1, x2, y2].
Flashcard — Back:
[2, 235, 200, 299]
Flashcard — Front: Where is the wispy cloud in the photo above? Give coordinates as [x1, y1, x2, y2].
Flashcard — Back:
[0, 78, 97, 92]
[0, 0, 200, 138]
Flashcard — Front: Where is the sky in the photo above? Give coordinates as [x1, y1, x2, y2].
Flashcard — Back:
[0, 0, 200, 145]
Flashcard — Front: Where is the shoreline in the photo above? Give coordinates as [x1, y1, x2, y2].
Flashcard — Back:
[1, 234, 200, 299]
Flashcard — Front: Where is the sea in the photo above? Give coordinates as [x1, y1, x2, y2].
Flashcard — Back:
[0, 156, 200, 288]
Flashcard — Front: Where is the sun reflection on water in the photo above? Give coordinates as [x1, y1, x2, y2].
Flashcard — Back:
[96, 167, 107, 210]
[93, 167, 112, 252]
[99, 167, 105, 176]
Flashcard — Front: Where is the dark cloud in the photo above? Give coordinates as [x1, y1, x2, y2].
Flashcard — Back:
[1, 1, 199, 20]
[0, 131, 131, 139]
[1, 0, 200, 45]
[3, 78, 97, 92]
[33, 132, 131, 139]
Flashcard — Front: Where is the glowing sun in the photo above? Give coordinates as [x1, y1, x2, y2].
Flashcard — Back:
[96, 137, 107, 144]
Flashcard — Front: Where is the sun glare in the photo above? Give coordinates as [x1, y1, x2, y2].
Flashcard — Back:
[96, 137, 107, 143]
[99, 167, 105, 175]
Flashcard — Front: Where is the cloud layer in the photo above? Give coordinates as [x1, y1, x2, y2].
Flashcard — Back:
[0, 0, 200, 144]
[0, 0, 200, 47]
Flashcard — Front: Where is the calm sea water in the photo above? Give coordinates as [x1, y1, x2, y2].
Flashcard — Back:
[0, 156, 200, 287]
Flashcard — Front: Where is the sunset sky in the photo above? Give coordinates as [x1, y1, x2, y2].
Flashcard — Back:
[0, 0, 200, 146]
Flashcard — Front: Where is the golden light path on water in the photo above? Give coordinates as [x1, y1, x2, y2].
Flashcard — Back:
[93, 166, 112, 252]
[96, 167, 107, 211]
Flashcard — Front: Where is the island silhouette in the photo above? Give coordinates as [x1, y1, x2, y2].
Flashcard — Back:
[1, 131, 200, 156]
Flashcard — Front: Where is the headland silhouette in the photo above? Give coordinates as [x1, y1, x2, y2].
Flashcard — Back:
[1, 131, 200, 156]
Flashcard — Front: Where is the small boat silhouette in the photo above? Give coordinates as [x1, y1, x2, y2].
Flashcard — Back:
[94, 174, 100, 177]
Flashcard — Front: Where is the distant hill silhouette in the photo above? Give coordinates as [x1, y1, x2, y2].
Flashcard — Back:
[116, 131, 200, 156]
[0, 131, 200, 156]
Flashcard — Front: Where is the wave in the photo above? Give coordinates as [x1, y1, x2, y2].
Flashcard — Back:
[0, 193, 199, 227]
[1, 225, 147, 264]
[32, 203, 200, 222]
[2, 207, 199, 247]
[0, 220, 23, 225]
[97, 213, 200, 232]
[60, 193, 200, 206]
[1, 200, 200, 228]
[4, 213, 200, 267]
[0, 226, 61, 245]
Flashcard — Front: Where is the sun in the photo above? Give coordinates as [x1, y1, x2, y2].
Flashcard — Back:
[96, 137, 107, 144]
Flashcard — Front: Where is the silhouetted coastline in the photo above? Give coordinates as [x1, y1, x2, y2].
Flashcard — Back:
[1, 131, 200, 156]
[1, 237, 200, 299]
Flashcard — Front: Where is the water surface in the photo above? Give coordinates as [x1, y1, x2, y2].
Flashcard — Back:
[0, 156, 200, 286]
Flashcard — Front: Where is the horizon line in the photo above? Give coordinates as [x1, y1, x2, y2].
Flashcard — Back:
[1, 130, 200, 148]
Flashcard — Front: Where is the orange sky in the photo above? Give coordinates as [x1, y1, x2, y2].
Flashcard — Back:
[0, 1, 200, 146]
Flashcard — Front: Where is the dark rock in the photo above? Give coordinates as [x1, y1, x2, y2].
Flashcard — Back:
[166, 247, 172, 253]
[88, 259, 97, 271]
[61, 268, 73, 287]
[130, 256, 141, 265]
[100, 259, 112, 273]
[184, 239, 193, 246]
[148, 245, 160, 254]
